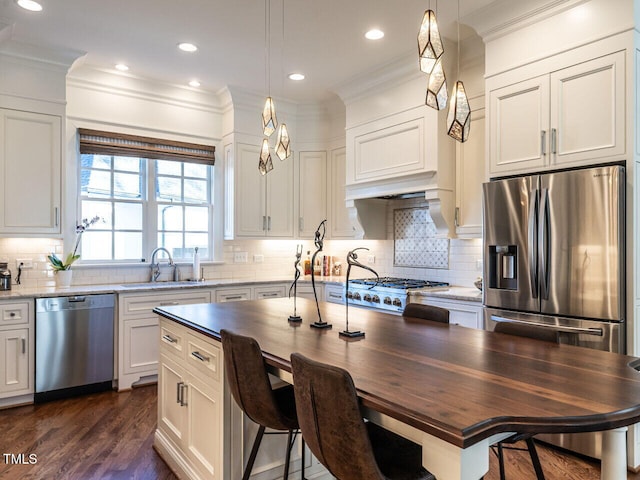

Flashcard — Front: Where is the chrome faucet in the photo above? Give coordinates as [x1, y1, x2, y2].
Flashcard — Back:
[150, 247, 174, 282]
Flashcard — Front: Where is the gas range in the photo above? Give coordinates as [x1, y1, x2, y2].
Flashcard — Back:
[346, 277, 449, 313]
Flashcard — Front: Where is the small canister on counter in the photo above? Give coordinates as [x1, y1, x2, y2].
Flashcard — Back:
[0, 262, 11, 290]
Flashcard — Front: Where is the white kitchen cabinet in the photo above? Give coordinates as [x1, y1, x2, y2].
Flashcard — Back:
[157, 321, 222, 480]
[0, 300, 34, 406]
[297, 283, 323, 301]
[298, 151, 327, 238]
[0, 108, 61, 234]
[117, 289, 212, 390]
[254, 284, 287, 300]
[328, 147, 355, 239]
[235, 143, 294, 238]
[215, 287, 252, 303]
[411, 297, 483, 329]
[324, 284, 345, 304]
[489, 51, 625, 176]
[455, 101, 485, 238]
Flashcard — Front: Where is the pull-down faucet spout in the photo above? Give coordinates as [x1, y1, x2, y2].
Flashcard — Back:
[150, 247, 174, 282]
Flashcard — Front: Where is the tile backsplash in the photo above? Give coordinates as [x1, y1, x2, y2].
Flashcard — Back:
[0, 200, 483, 289]
[393, 207, 449, 269]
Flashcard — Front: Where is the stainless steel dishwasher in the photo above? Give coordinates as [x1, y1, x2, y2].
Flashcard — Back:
[35, 294, 115, 402]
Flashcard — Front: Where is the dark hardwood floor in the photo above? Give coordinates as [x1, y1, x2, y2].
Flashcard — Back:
[0, 384, 638, 479]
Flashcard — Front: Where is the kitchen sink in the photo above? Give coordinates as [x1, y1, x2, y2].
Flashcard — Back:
[120, 281, 203, 288]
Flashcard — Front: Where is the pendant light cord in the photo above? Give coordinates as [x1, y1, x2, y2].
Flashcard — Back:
[456, 0, 460, 78]
[265, 0, 271, 96]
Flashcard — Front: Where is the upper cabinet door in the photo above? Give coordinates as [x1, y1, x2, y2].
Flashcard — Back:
[489, 76, 550, 176]
[549, 51, 625, 167]
[235, 143, 267, 237]
[266, 152, 294, 237]
[0, 109, 61, 234]
[298, 151, 327, 239]
[328, 147, 355, 239]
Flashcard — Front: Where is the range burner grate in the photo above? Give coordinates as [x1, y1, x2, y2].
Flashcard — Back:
[350, 277, 449, 289]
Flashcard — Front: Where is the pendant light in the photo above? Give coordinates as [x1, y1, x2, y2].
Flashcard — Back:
[426, 57, 447, 110]
[275, 123, 291, 160]
[275, 0, 292, 161]
[262, 0, 277, 137]
[446, 0, 471, 143]
[259, 138, 273, 175]
[417, 3, 444, 75]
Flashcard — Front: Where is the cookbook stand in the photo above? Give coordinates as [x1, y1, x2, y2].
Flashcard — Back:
[309, 220, 332, 329]
[340, 247, 379, 339]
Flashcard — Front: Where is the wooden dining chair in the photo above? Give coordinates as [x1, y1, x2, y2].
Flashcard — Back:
[221, 329, 304, 480]
[493, 321, 559, 480]
[402, 303, 450, 323]
[290, 352, 435, 480]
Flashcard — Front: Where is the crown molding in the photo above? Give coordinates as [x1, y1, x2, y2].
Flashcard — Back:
[0, 37, 85, 70]
[463, 0, 588, 42]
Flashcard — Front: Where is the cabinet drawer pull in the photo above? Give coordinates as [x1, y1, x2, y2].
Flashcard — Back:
[268, 216, 271, 231]
[55, 207, 59, 227]
[162, 334, 177, 344]
[329, 293, 342, 299]
[21, 337, 25, 354]
[180, 383, 187, 406]
[540, 130, 547, 156]
[224, 295, 243, 300]
[191, 351, 210, 363]
[9, 312, 15, 317]
[551, 128, 557, 155]
[160, 301, 179, 306]
[299, 217, 304, 232]
[262, 215, 267, 231]
[262, 292, 279, 298]
[176, 381, 183, 404]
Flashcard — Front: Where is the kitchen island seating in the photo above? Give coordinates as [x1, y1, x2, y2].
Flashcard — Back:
[220, 329, 304, 480]
[492, 321, 559, 480]
[403, 303, 450, 323]
[290, 352, 435, 480]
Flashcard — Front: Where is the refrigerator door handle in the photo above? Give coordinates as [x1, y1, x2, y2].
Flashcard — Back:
[491, 316, 604, 336]
[528, 190, 539, 298]
[539, 188, 551, 300]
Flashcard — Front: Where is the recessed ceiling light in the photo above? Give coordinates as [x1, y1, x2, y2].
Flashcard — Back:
[189, 80, 201, 87]
[288, 73, 305, 81]
[365, 29, 385, 40]
[178, 43, 198, 53]
[16, 0, 43, 12]
[115, 64, 129, 72]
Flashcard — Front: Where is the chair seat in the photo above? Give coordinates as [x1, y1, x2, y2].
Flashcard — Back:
[367, 422, 435, 480]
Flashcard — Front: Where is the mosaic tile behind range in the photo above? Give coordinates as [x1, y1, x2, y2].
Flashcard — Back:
[393, 207, 449, 269]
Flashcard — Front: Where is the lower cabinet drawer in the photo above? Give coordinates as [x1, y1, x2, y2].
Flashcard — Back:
[185, 333, 221, 383]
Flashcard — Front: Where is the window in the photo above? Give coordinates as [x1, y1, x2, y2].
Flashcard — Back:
[78, 129, 215, 263]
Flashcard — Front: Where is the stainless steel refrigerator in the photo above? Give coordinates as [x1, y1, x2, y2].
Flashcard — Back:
[482, 164, 625, 460]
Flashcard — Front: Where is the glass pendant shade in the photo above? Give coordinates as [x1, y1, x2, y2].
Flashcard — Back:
[426, 57, 448, 110]
[275, 123, 291, 160]
[417, 10, 444, 74]
[258, 138, 273, 175]
[446, 81, 471, 143]
[262, 97, 278, 137]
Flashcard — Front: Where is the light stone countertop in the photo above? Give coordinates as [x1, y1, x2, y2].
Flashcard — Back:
[409, 286, 483, 303]
[0, 276, 348, 300]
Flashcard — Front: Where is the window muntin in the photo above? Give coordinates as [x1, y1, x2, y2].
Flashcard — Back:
[79, 154, 212, 262]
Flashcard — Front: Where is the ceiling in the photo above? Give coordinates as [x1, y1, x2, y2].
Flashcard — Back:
[0, 0, 496, 103]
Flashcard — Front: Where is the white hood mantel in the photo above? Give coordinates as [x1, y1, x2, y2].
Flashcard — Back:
[337, 54, 457, 240]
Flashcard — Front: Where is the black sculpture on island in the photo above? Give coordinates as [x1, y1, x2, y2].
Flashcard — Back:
[341, 247, 379, 338]
[288, 244, 303, 322]
[309, 219, 331, 329]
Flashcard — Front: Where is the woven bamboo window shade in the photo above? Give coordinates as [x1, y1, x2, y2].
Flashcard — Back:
[78, 129, 215, 165]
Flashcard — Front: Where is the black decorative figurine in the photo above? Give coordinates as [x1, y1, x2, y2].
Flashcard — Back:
[288, 244, 303, 322]
[310, 219, 331, 329]
[340, 247, 379, 338]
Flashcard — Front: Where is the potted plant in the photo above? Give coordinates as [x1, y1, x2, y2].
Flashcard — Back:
[48, 215, 102, 287]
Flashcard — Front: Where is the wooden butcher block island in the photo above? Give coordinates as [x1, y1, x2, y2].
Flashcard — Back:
[153, 297, 640, 480]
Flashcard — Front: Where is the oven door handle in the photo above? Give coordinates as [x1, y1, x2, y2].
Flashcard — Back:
[491, 316, 604, 336]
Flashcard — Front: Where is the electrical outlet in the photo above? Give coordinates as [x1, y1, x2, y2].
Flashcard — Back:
[476, 259, 483, 271]
[367, 255, 375, 264]
[253, 254, 264, 263]
[233, 252, 248, 263]
[17, 258, 33, 269]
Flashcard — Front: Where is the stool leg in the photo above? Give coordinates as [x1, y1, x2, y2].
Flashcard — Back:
[525, 438, 545, 480]
[243, 425, 266, 480]
[497, 442, 506, 480]
[284, 429, 294, 479]
[301, 435, 305, 480]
